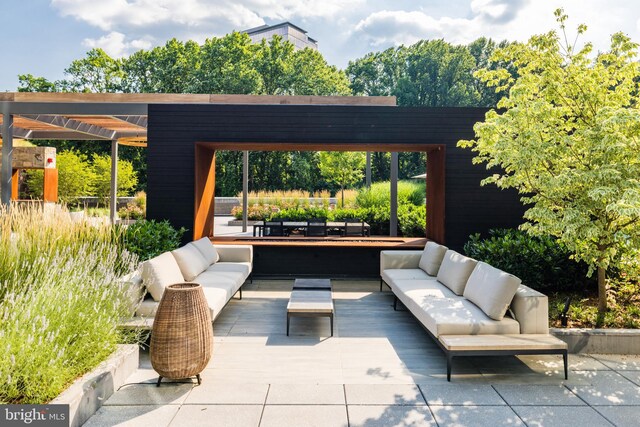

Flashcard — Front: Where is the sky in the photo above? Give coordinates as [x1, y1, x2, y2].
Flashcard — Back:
[1, 0, 640, 92]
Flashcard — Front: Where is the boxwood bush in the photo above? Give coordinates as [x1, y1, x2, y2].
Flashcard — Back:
[122, 219, 186, 261]
[463, 229, 594, 292]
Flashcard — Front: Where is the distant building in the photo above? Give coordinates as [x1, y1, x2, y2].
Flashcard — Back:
[243, 22, 318, 51]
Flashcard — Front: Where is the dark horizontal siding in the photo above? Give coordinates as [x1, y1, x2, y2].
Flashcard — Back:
[147, 104, 526, 269]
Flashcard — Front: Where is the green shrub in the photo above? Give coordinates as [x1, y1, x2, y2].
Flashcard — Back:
[398, 204, 426, 237]
[92, 154, 138, 204]
[122, 220, 186, 261]
[118, 191, 147, 220]
[231, 204, 275, 221]
[25, 150, 96, 205]
[463, 229, 594, 292]
[269, 207, 330, 221]
[356, 181, 425, 208]
[0, 205, 138, 403]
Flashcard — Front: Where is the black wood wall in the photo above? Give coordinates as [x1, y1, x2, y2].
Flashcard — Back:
[147, 104, 525, 263]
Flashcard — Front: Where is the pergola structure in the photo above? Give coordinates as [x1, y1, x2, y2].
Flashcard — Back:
[0, 93, 396, 225]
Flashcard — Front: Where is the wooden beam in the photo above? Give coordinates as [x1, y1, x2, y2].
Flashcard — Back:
[194, 144, 216, 240]
[426, 146, 446, 244]
[3, 92, 396, 106]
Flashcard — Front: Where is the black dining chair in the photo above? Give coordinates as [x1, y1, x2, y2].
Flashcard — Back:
[263, 220, 286, 236]
[305, 218, 327, 237]
[342, 218, 365, 237]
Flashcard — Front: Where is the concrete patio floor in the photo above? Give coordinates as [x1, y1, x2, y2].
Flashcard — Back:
[86, 280, 640, 426]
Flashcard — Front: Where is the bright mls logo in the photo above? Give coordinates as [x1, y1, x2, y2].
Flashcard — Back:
[2, 405, 68, 426]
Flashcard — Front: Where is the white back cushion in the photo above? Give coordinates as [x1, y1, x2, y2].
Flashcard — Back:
[171, 243, 210, 281]
[436, 250, 478, 295]
[141, 252, 185, 301]
[191, 237, 220, 264]
[463, 262, 522, 320]
[418, 241, 448, 276]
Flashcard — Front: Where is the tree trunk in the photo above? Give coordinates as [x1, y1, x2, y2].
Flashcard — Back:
[596, 266, 607, 327]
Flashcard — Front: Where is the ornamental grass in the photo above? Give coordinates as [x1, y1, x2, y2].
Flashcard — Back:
[0, 204, 138, 403]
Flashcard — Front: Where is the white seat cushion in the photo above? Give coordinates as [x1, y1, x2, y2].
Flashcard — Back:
[171, 243, 210, 281]
[201, 286, 230, 321]
[141, 252, 185, 301]
[418, 241, 448, 276]
[382, 268, 435, 284]
[436, 250, 478, 295]
[391, 279, 457, 300]
[136, 298, 159, 317]
[464, 262, 521, 321]
[191, 237, 220, 264]
[205, 261, 252, 278]
[410, 296, 520, 337]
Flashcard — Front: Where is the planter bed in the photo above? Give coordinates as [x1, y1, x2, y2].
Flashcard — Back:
[551, 328, 640, 354]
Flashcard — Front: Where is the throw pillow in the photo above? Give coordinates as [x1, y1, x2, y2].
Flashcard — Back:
[191, 237, 220, 264]
[418, 241, 448, 276]
[463, 262, 522, 320]
[171, 243, 210, 281]
[141, 252, 185, 301]
[436, 250, 478, 295]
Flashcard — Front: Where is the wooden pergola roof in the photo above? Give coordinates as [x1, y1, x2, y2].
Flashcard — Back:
[0, 93, 395, 145]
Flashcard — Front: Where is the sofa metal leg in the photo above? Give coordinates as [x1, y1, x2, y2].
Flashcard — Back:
[393, 296, 398, 311]
[330, 313, 334, 337]
[286, 312, 291, 336]
[447, 355, 453, 382]
[380, 279, 383, 292]
[563, 351, 568, 380]
[239, 287, 243, 300]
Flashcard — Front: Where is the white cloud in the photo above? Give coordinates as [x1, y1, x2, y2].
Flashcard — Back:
[352, 1, 640, 53]
[82, 32, 153, 57]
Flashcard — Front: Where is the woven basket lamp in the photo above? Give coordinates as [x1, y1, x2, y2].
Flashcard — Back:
[150, 283, 213, 386]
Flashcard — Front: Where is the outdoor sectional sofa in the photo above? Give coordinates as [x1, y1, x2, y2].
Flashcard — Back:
[380, 242, 568, 380]
[127, 238, 253, 324]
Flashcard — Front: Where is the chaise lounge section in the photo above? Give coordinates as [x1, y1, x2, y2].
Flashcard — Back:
[380, 242, 567, 380]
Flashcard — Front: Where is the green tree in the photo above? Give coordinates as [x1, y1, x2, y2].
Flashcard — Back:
[397, 39, 479, 107]
[61, 48, 124, 93]
[25, 150, 96, 204]
[459, 9, 640, 323]
[347, 47, 407, 96]
[92, 154, 138, 204]
[17, 74, 57, 92]
[318, 152, 366, 205]
[288, 48, 352, 95]
[193, 32, 260, 94]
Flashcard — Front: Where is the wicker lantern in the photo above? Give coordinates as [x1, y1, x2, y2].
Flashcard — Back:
[150, 283, 213, 386]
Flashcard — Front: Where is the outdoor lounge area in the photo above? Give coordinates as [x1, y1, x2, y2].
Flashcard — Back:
[85, 280, 640, 427]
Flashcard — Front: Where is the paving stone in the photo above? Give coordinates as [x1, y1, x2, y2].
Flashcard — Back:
[104, 383, 193, 405]
[430, 405, 525, 427]
[512, 406, 614, 427]
[419, 384, 506, 406]
[266, 384, 345, 404]
[184, 383, 268, 404]
[569, 371, 640, 406]
[493, 384, 585, 406]
[169, 405, 262, 427]
[618, 371, 640, 386]
[83, 405, 178, 427]
[594, 406, 640, 427]
[591, 355, 640, 371]
[345, 384, 426, 405]
[259, 405, 348, 427]
[347, 405, 436, 427]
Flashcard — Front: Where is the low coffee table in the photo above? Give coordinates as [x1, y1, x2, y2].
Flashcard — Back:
[287, 279, 334, 337]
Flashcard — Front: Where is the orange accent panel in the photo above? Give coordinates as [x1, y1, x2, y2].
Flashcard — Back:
[11, 169, 19, 200]
[43, 168, 58, 203]
[426, 146, 445, 244]
[194, 145, 216, 240]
